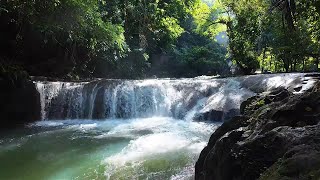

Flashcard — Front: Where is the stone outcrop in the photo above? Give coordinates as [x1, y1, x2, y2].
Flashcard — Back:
[195, 83, 320, 180]
[0, 77, 41, 128]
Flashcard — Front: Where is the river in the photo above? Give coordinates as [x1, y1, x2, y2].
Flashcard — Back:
[0, 73, 316, 179]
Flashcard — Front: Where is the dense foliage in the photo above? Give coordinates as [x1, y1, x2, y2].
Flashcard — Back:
[0, 0, 228, 79]
[203, 0, 320, 74]
[0, 0, 126, 79]
[1, 0, 319, 79]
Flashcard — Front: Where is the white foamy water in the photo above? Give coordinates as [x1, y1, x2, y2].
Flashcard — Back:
[100, 117, 219, 180]
[34, 73, 316, 122]
[0, 117, 219, 180]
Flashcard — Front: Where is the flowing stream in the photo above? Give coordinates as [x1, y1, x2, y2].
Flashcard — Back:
[0, 73, 316, 180]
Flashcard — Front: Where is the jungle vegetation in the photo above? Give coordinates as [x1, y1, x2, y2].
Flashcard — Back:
[0, 0, 319, 79]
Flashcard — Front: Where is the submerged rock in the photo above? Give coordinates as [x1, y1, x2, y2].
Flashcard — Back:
[195, 82, 320, 180]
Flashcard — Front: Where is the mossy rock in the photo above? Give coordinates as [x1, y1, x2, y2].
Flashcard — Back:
[260, 152, 320, 180]
[196, 85, 320, 180]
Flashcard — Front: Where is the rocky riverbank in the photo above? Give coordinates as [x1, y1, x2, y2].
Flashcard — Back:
[195, 82, 320, 180]
[0, 77, 41, 128]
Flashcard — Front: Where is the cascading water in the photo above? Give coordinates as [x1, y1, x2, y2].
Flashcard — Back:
[0, 73, 317, 180]
[35, 73, 315, 121]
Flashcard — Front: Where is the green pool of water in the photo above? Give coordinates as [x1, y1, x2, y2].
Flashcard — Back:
[0, 118, 218, 180]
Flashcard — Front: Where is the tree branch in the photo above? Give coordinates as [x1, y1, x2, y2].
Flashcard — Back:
[205, 20, 228, 28]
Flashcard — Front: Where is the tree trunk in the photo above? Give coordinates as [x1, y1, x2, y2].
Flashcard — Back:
[316, 57, 319, 72]
[261, 47, 266, 72]
[283, 56, 289, 72]
[284, 0, 296, 31]
[302, 58, 305, 72]
[272, 55, 276, 72]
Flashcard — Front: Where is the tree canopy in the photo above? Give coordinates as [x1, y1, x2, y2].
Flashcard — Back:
[0, 0, 319, 79]
[202, 0, 320, 74]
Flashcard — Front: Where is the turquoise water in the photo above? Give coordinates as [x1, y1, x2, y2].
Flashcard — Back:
[0, 118, 218, 180]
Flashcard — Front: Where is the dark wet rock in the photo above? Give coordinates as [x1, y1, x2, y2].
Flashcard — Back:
[240, 87, 291, 116]
[92, 86, 106, 119]
[194, 110, 224, 122]
[305, 73, 320, 78]
[196, 83, 320, 180]
[194, 109, 240, 122]
[223, 108, 240, 121]
[195, 116, 250, 179]
[260, 134, 320, 180]
[293, 85, 302, 92]
[0, 78, 41, 128]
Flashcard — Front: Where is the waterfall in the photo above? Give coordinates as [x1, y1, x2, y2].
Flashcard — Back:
[2, 73, 319, 180]
[34, 73, 315, 121]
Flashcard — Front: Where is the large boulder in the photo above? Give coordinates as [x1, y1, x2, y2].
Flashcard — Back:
[0, 77, 41, 128]
[240, 87, 291, 116]
[195, 83, 320, 180]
